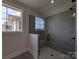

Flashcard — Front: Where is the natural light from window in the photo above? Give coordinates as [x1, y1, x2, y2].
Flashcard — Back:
[35, 17, 44, 30]
[2, 4, 23, 32]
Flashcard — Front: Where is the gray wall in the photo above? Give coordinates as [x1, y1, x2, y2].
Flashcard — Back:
[46, 11, 76, 52]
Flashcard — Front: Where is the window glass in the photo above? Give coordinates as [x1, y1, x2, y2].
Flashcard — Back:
[7, 8, 21, 16]
[35, 17, 44, 30]
[2, 4, 22, 32]
[2, 6, 7, 31]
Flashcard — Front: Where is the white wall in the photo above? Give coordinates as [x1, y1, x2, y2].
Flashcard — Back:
[2, 0, 40, 58]
[43, 2, 75, 18]
[29, 34, 38, 59]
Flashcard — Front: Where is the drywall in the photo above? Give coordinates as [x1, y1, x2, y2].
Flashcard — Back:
[2, 0, 40, 57]
[46, 11, 76, 52]
[29, 34, 38, 59]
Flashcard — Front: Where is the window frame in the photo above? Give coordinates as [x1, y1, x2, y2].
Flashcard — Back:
[35, 16, 45, 31]
[2, 3, 23, 33]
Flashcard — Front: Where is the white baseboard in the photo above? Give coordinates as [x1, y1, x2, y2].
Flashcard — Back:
[3, 48, 32, 59]
[3, 48, 38, 59]
[29, 50, 38, 59]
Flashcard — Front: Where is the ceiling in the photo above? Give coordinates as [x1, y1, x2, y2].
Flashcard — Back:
[18, 0, 74, 17]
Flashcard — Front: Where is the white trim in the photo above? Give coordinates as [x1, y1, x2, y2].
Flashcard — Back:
[30, 50, 38, 59]
[2, 3, 23, 32]
[2, 3, 22, 12]
[3, 48, 29, 59]
[2, 48, 35, 59]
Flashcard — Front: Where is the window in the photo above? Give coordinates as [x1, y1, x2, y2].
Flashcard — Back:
[35, 17, 44, 30]
[2, 4, 23, 32]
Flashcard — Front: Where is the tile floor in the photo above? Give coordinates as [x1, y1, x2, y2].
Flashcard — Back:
[39, 47, 73, 59]
[12, 47, 74, 59]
